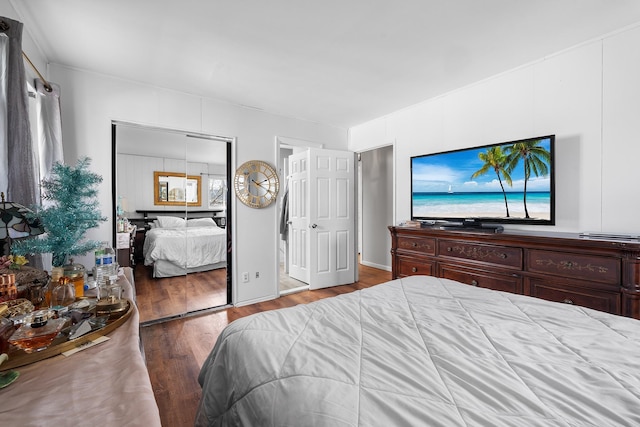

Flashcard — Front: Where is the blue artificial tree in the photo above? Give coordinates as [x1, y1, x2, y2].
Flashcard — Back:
[12, 157, 106, 267]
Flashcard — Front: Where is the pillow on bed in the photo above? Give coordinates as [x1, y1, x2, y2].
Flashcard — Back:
[156, 216, 186, 228]
[187, 218, 217, 227]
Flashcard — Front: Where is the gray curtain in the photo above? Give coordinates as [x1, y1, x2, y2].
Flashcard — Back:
[0, 17, 51, 268]
[1, 24, 9, 194]
[1, 16, 38, 208]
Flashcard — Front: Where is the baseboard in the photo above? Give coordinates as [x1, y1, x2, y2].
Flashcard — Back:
[234, 293, 278, 307]
[280, 285, 309, 296]
[360, 260, 392, 271]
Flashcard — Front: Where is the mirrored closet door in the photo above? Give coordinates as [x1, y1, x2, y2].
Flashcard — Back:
[112, 122, 232, 324]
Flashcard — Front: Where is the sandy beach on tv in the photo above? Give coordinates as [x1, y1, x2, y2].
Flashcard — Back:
[413, 210, 551, 221]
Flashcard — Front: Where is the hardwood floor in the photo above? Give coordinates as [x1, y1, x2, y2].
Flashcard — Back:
[140, 263, 392, 427]
[135, 265, 228, 323]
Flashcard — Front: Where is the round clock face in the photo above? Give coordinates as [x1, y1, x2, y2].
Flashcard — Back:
[234, 160, 280, 208]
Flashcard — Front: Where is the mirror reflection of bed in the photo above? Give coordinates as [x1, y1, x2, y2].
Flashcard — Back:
[112, 122, 232, 324]
[135, 211, 228, 322]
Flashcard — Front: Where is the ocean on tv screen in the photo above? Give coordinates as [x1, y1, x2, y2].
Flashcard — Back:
[412, 191, 551, 220]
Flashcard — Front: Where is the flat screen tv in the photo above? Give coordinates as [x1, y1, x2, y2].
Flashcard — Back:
[411, 135, 555, 228]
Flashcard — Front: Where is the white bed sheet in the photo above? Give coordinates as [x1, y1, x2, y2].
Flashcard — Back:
[143, 226, 226, 277]
[196, 275, 640, 426]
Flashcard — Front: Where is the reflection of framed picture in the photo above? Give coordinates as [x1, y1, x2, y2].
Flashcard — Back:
[159, 182, 168, 201]
[153, 171, 202, 206]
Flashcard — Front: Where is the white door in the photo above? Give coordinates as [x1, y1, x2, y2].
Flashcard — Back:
[288, 148, 356, 290]
[288, 151, 309, 284]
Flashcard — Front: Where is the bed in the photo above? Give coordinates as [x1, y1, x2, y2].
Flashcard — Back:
[142, 216, 226, 277]
[195, 275, 640, 426]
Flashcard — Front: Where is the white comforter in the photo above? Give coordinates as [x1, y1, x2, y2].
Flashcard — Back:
[143, 226, 226, 269]
[196, 275, 640, 426]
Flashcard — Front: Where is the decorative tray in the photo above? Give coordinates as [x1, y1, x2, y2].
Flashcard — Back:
[0, 299, 133, 371]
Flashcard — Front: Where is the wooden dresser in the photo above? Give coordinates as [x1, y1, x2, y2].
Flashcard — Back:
[389, 226, 640, 319]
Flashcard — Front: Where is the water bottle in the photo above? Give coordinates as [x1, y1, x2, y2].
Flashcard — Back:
[94, 245, 105, 268]
[93, 243, 112, 290]
[96, 243, 117, 298]
[93, 245, 103, 284]
[103, 245, 115, 269]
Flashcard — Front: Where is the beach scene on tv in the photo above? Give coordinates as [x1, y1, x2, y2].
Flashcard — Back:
[411, 137, 553, 221]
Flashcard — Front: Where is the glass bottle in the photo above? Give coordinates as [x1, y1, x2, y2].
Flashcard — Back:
[103, 245, 116, 272]
[63, 259, 86, 298]
[28, 280, 49, 310]
[50, 268, 75, 308]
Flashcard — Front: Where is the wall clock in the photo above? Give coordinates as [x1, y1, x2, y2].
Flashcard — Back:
[234, 160, 280, 208]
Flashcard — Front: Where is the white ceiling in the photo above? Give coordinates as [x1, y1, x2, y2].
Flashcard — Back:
[11, 0, 640, 129]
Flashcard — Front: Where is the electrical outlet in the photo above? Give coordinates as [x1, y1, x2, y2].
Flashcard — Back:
[255, 272, 260, 278]
[242, 272, 249, 283]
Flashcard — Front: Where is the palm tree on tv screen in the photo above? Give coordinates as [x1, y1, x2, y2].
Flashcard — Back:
[505, 139, 551, 218]
[471, 146, 513, 217]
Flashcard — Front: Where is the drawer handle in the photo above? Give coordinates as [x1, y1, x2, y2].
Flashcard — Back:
[499, 253, 507, 259]
[562, 298, 574, 305]
[470, 280, 479, 287]
[447, 247, 453, 252]
[412, 242, 418, 247]
[412, 267, 418, 273]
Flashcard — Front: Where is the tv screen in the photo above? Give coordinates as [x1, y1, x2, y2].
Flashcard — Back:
[411, 135, 555, 226]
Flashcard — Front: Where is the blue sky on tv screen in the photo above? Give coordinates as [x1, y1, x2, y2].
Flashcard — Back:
[412, 138, 552, 193]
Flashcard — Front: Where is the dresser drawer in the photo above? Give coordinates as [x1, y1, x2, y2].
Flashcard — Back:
[438, 239, 522, 269]
[396, 236, 436, 255]
[396, 255, 434, 277]
[527, 249, 620, 285]
[529, 278, 620, 315]
[440, 264, 522, 294]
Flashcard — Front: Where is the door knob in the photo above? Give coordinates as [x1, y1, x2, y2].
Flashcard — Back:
[310, 223, 318, 228]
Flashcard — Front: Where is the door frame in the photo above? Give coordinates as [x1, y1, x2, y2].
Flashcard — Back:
[356, 144, 395, 272]
[274, 136, 323, 296]
[112, 121, 235, 322]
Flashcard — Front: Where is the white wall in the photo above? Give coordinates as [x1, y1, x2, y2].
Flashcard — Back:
[117, 153, 219, 215]
[49, 65, 347, 305]
[350, 24, 640, 239]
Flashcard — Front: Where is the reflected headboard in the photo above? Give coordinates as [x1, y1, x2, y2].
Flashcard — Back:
[134, 209, 225, 229]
